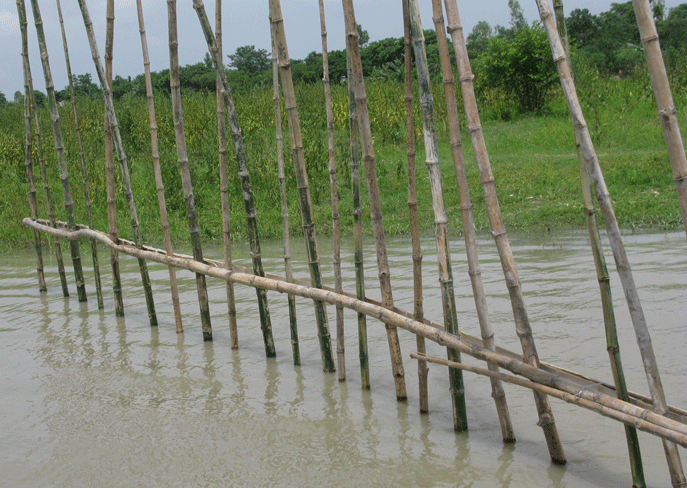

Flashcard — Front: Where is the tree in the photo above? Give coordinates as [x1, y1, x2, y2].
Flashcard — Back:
[227, 45, 270, 74]
[0, 91, 6, 105]
[508, 0, 527, 30]
[467, 20, 493, 57]
[357, 23, 369, 48]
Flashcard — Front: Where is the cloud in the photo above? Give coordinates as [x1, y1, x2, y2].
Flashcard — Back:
[0, 9, 18, 36]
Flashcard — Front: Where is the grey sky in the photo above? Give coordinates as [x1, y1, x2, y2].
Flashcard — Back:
[0, 0, 682, 97]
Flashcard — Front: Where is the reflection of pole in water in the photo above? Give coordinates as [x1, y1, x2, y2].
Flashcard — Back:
[203, 342, 223, 414]
[263, 358, 280, 416]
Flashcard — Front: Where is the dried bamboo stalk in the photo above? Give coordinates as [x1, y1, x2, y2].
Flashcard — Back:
[29, 0, 87, 303]
[136, 0, 183, 333]
[267, 0, 335, 371]
[430, 0, 514, 442]
[342, 0, 407, 401]
[402, 0, 426, 412]
[442, 0, 565, 463]
[56, 0, 103, 309]
[270, 17, 300, 365]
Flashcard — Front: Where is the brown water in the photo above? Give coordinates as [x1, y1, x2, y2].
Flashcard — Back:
[1, 230, 685, 487]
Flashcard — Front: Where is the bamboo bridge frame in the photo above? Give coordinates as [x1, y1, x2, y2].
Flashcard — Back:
[15, 0, 687, 486]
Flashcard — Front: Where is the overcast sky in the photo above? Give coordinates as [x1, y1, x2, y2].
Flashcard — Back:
[0, 0, 683, 97]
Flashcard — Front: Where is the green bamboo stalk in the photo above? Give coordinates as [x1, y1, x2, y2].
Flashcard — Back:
[136, 0, 184, 333]
[342, 0, 407, 400]
[430, 0, 514, 441]
[29, 0, 87, 303]
[443, 0, 565, 462]
[270, 17, 300, 365]
[535, 0, 684, 483]
[56, 0, 103, 309]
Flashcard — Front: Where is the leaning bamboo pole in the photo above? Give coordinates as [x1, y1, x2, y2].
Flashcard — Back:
[215, 0, 238, 348]
[631, 0, 687, 239]
[28, 0, 88, 303]
[136, 0, 183, 334]
[342, 0, 407, 401]
[266, 0, 335, 371]
[318, 0, 345, 381]
[56, 0, 104, 310]
[430, 0, 514, 442]
[442, 0, 565, 463]
[535, 1, 685, 484]
[401, 0, 426, 412]
[407, 0, 467, 432]
[270, 18, 300, 365]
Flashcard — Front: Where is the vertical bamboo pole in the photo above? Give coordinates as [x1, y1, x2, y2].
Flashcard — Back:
[401, 0, 425, 412]
[430, 0, 515, 441]
[407, 0, 467, 432]
[56, 0, 104, 310]
[554, 2, 644, 484]
[318, 0, 345, 381]
[166, 0, 213, 340]
[535, 0, 684, 483]
[270, 18, 300, 365]
[29, 0, 88, 303]
[631, 0, 687, 239]
[192, 0, 275, 355]
[267, 0, 335, 372]
[442, 0, 566, 463]
[341, 0, 407, 401]
[347, 54, 370, 389]
[215, 0, 238, 348]
[136, 0, 184, 334]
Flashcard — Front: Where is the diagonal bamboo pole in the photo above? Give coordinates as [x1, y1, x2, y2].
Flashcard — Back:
[319, 0, 345, 381]
[341, 0, 407, 400]
[29, 0, 87, 303]
[136, 0, 183, 333]
[56, 0, 104, 310]
[535, 1, 685, 484]
[215, 0, 238, 348]
[442, 0, 565, 463]
[430, 0, 514, 441]
[270, 17, 300, 365]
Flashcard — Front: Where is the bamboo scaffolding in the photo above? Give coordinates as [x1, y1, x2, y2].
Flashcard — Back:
[215, 0, 238, 348]
[166, 0, 213, 340]
[28, 0, 87, 303]
[270, 18, 300, 365]
[318, 0, 345, 381]
[266, 0, 335, 371]
[430, 0, 514, 442]
[407, 0, 467, 432]
[553, 2, 644, 484]
[534, 1, 685, 484]
[342, 0, 407, 401]
[56, 0, 104, 310]
[442, 0, 565, 463]
[136, 0, 183, 333]
[401, 0, 426, 412]
[192, 0, 276, 354]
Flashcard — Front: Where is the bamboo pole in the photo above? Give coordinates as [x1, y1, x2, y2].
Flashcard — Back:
[318, 0, 345, 381]
[56, 0, 104, 310]
[407, 0, 467, 431]
[553, 2, 644, 484]
[534, 1, 685, 484]
[266, 0, 335, 371]
[29, 0, 88, 303]
[442, 0, 565, 463]
[401, 0, 426, 413]
[430, 0, 514, 442]
[630, 0, 687, 239]
[166, 0, 213, 340]
[136, 0, 183, 334]
[341, 0, 407, 401]
[270, 17, 300, 365]
[192, 0, 276, 354]
[215, 0, 238, 348]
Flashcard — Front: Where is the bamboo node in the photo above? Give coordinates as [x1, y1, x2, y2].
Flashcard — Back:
[642, 34, 659, 44]
[536, 413, 555, 427]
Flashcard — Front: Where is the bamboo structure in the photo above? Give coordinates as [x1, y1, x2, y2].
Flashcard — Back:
[56, 0, 104, 310]
[136, 0, 183, 334]
[535, 0, 685, 484]
[342, 0, 407, 401]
